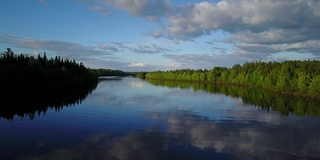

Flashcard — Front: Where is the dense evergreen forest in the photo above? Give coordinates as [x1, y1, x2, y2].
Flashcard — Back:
[91, 68, 130, 77]
[0, 48, 97, 91]
[145, 60, 320, 98]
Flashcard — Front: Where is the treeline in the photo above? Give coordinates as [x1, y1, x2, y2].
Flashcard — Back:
[0, 48, 97, 90]
[91, 68, 129, 76]
[135, 72, 148, 79]
[145, 60, 320, 97]
[146, 79, 320, 117]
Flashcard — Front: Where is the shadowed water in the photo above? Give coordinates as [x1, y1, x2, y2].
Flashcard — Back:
[0, 77, 319, 160]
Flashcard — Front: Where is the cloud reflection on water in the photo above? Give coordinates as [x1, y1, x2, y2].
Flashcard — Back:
[18, 110, 320, 160]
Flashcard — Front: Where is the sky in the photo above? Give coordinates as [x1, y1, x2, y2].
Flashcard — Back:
[0, 0, 320, 72]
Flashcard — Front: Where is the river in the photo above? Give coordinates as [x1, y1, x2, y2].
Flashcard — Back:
[0, 77, 319, 160]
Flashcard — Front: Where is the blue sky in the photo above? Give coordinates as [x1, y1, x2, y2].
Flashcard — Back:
[1, 0, 320, 71]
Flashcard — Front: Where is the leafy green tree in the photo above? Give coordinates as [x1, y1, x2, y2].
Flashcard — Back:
[297, 75, 310, 93]
[309, 75, 320, 95]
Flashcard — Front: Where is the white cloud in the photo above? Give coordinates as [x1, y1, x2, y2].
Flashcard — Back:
[235, 44, 279, 55]
[98, 43, 118, 52]
[96, 42, 170, 54]
[231, 29, 320, 45]
[133, 44, 170, 54]
[165, 0, 320, 39]
[89, 5, 112, 16]
[129, 62, 147, 67]
[277, 40, 320, 55]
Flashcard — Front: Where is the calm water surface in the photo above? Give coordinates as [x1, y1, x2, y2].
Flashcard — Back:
[1, 77, 320, 160]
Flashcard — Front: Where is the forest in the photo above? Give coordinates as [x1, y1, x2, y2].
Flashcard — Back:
[0, 48, 98, 91]
[91, 68, 130, 76]
[144, 60, 320, 98]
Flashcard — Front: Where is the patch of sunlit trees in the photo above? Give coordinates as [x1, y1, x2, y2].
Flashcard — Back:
[145, 60, 320, 98]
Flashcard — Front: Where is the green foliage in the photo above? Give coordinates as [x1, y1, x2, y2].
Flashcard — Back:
[135, 72, 147, 79]
[309, 75, 320, 95]
[91, 68, 128, 76]
[145, 60, 320, 98]
[0, 48, 98, 90]
[297, 75, 310, 93]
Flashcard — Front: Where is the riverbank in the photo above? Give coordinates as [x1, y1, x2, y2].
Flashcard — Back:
[144, 60, 320, 99]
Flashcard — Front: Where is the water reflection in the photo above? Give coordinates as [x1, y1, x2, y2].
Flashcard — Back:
[0, 82, 98, 120]
[146, 79, 320, 117]
[2, 78, 320, 160]
[98, 76, 124, 81]
[17, 111, 320, 160]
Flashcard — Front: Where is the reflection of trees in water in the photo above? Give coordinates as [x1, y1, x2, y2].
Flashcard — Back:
[146, 79, 320, 117]
[18, 111, 320, 160]
[0, 82, 98, 120]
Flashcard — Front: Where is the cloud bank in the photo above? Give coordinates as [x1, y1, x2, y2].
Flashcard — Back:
[97, 0, 320, 66]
